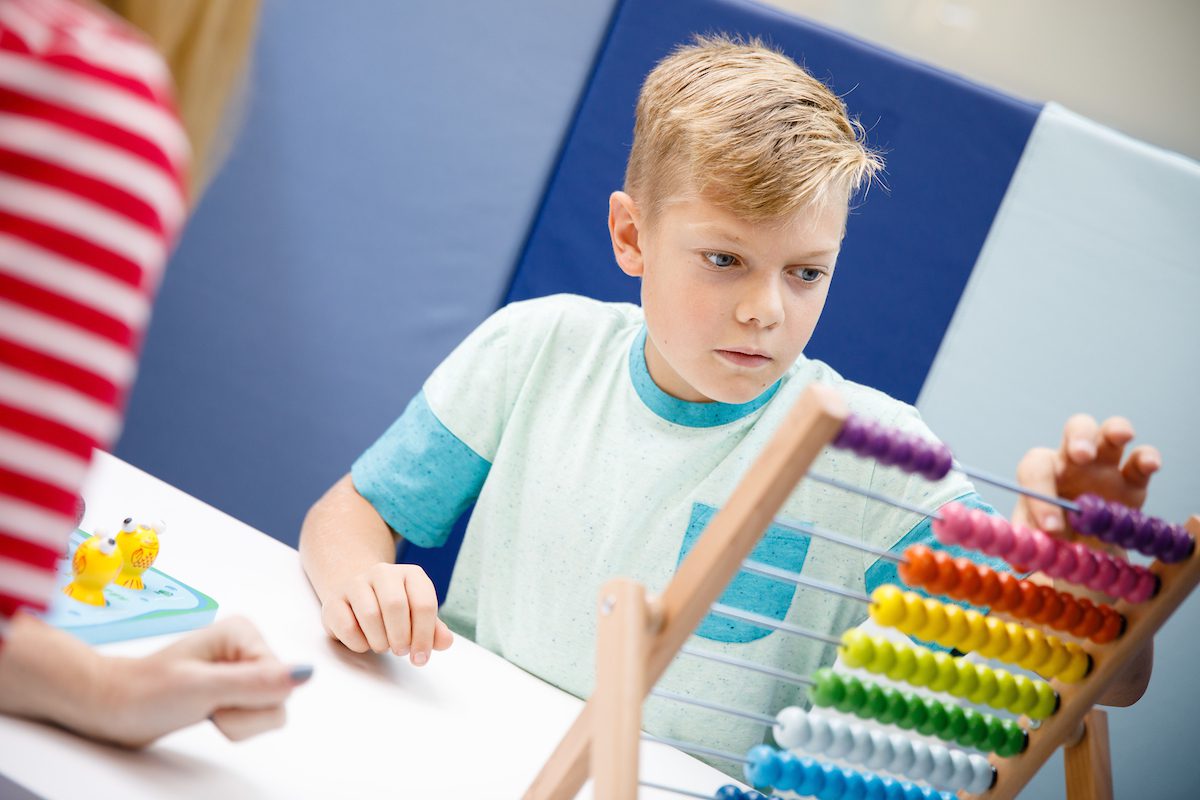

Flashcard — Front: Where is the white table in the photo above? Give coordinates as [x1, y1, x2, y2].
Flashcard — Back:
[0, 452, 741, 799]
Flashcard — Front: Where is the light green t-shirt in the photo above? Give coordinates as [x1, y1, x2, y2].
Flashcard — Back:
[352, 293, 984, 773]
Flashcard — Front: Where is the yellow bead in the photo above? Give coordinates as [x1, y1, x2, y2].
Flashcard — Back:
[1020, 629, 1052, 671]
[1058, 645, 1092, 683]
[969, 665, 1000, 705]
[993, 670, 1018, 709]
[943, 603, 969, 644]
[978, 616, 1011, 659]
[951, 659, 980, 699]
[930, 652, 959, 693]
[1030, 681, 1059, 720]
[1001, 622, 1031, 664]
[1037, 636, 1072, 679]
[888, 645, 918, 682]
[911, 650, 939, 687]
[915, 599, 949, 643]
[840, 630, 874, 669]
[870, 586, 907, 627]
[896, 591, 928, 635]
[959, 610, 989, 653]
[1009, 676, 1040, 715]
[870, 638, 898, 674]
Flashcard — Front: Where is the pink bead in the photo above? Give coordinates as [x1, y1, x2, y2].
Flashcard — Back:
[1067, 543, 1098, 584]
[1109, 562, 1139, 600]
[1010, 526, 1037, 568]
[1129, 570, 1159, 604]
[933, 503, 964, 545]
[1088, 557, 1118, 593]
[986, 515, 1012, 557]
[1049, 539, 1078, 579]
[1025, 528, 1058, 572]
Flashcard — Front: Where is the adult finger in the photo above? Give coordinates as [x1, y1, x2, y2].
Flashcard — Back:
[1061, 414, 1099, 465]
[433, 619, 454, 651]
[201, 660, 296, 710]
[211, 705, 287, 742]
[159, 616, 272, 663]
[1121, 445, 1162, 490]
[1015, 446, 1065, 533]
[371, 569, 412, 656]
[322, 599, 370, 653]
[404, 569, 440, 667]
[1095, 417, 1135, 466]
[346, 582, 390, 654]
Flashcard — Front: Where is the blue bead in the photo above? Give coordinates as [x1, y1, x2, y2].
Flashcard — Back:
[863, 773, 887, 800]
[743, 745, 781, 789]
[796, 757, 825, 796]
[901, 782, 926, 800]
[841, 769, 868, 800]
[818, 764, 847, 800]
[714, 786, 743, 800]
[775, 750, 803, 792]
[881, 778, 906, 800]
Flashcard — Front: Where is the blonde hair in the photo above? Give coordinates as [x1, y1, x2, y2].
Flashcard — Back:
[625, 35, 883, 223]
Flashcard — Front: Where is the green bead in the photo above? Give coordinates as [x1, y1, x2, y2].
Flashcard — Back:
[986, 717, 1009, 752]
[1030, 681, 1059, 720]
[910, 651, 938, 687]
[943, 704, 968, 740]
[862, 684, 888, 719]
[917, 700, 949, 737]
[1010, 676, 1040, 716]
[837, 676, 867, 713]
[888, 646, 917, 681]
[951, 659, 980, 699]
[969, 667, 999, 706]
[993, 670, 1018, 710]
[929, 652, 958, 693]
[899, 694, 929, 730]
[998, 722, 1029, 757]
[963, 709, 990, 747]
[880, 688, 907, 725]
[840, 630, 873, 669]
[809, 668, 844, 708]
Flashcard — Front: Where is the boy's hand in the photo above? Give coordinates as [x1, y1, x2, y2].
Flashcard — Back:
[320, 563, 454, 666]
[1013, 414, 1161, 535]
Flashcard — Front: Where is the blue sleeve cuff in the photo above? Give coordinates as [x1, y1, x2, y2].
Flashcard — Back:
[351, 391, 491, 548]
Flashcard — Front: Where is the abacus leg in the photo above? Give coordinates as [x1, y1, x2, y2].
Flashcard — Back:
[593, 579, 654, 800]
[1064, 708, 1113, 800]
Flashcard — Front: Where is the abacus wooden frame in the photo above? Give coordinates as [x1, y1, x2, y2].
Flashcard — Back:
[523, 383, 1200, 800]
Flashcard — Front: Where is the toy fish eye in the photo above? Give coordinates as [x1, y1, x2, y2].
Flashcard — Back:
[122, 517, 136, 532]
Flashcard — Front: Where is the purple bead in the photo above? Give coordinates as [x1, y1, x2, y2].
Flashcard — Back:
[1106, 505, 1136, 547]
[911, 445, 935, 477]
[836, 416, 868, 450]
[928, 445, 954, 481]
[886, 436, 915, 471]
[1138, 518, 1167, 557]
[1126, 514, 1154, 553]
[868, 426, 895, 462]
[1069, 494, 1111, 536]
[1166, 527, 1196, 563]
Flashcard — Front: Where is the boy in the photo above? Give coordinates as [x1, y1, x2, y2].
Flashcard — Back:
[299, 36, 1157, 769]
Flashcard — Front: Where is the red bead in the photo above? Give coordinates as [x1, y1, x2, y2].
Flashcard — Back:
[976, 569, 1002, 606]
[1072, 600, 1104, 639]
[953, 558, 982, 602]
[995, 572, 1022, 613]
[1033, 586, 1064, 626]
[1055, 597, 1084, 631]
[1015, 581, 1045, 620]
[1094, 610, 1125, 644]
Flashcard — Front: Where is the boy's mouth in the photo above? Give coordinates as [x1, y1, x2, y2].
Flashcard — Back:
[715, 349, 773, 368]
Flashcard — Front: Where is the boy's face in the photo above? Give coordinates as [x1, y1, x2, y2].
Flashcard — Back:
[609, 191, 845, 405]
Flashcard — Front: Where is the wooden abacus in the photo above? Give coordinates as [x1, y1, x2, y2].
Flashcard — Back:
[524, 383, 1200, 800]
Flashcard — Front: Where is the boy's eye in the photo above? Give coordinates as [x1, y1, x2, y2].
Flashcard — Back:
[796, 267, 825, 283]
[704, 252, 737, 268]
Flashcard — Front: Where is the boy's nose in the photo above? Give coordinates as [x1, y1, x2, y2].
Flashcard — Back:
[735, 275, 784, 328]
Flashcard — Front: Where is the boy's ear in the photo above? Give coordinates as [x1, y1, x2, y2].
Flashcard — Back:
[609, 191, 644, 277]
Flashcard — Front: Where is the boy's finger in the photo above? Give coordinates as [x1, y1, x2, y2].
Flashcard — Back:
[211, 705, 287, 742]
[1061, 414, 1099, 465]
[404, 570, 439, 667]
[322, 600, 370, 653]
[346, 583, 390, 653]
[373, 579, 412, 657]
[433, 619, 454, 651]
[1121, 445, 1162, 489]
[1015, 447, 1065, 533]
[1096, 417, 1135, 465]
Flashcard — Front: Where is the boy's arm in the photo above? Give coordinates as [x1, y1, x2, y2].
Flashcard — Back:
[299, 473, 453, 666]
[1013, 414, 1161, 706]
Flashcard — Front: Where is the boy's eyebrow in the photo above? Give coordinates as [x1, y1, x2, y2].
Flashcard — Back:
[690, 223, 840, 259]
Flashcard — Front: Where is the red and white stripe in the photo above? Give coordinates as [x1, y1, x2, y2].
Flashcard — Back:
[0, 0, 187, 625]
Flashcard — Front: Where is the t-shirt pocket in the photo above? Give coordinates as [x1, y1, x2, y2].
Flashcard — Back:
[678, 502, 812, 644]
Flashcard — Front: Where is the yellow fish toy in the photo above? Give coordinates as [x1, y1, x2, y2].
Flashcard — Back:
[114, 517, 164, 590]
[63, 531, 122, 607]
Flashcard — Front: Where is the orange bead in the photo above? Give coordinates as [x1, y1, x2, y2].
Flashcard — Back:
[930, 551, 959, 595]
[899, 545, 937, 589]
[1055, 597, 1084, 632]
[1014, 580, 1045, 620]
[1093, 610, 1125, 644]
[1071, 599, 1103, 639]
[1033, 585, 1063, 625]
[976, 569, 1002, 606]
[995, 572, 1022, 613]
[953, 558, 982, 602]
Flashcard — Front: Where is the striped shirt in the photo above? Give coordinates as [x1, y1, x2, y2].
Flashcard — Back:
[0, 0, 188, 641]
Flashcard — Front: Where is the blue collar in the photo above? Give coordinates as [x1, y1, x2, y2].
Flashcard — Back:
[628, 327, 780, 428]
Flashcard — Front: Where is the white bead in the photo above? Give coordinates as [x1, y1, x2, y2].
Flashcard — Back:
[846, 724, 874, 763]
[909, 740, 934, 782]
[865, 730, 894, 771]
[826, 719, 855, 758]
[946, 750, 972, 790]
[807, 715, 834, 754]
[927, 746, 953, 787]
[966, 753, 996, 794]
[774, 706, 810, 749]
[889, 733, 916, 774]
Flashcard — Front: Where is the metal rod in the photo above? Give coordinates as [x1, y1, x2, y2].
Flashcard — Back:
[741, 558, 873, 604]
[651, 688, 776, 726]
[679, 645, 813, 687]
[709, 603, 843, 647]
[765, 518, 906, 564]
[642, 733, 749, 765]
[807, 471, 942, 520]
[953, 460, 1080, 513]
